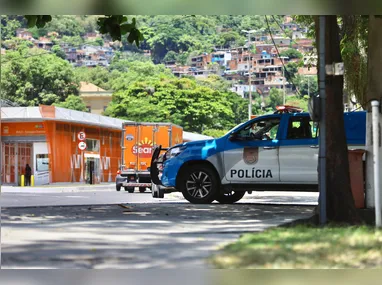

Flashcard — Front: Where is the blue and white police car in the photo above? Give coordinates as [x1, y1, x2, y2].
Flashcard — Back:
[150, 106, 366, 204]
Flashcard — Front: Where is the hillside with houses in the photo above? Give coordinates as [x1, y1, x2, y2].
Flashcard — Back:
[1, 15, 318, 135]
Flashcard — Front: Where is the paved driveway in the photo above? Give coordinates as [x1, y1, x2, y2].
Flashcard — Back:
[1, 202, 314, 269]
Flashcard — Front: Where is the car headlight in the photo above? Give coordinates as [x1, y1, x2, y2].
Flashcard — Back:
[164, 145, 187, 160]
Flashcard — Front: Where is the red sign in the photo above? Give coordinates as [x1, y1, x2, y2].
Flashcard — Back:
[77, 131, 86, 141]
[132, 144, 153, 158]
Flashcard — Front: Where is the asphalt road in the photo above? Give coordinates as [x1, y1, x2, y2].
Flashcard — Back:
[1, 188, 317, 269]
[1, 202, 314, 269]
[1, 189, 319, 208]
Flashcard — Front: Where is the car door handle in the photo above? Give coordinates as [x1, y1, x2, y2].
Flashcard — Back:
[310, 145, 319, 149]
[263, 146, 276, 150]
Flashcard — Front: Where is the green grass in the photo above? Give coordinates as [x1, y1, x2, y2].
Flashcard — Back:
[210, 225, 382, 269]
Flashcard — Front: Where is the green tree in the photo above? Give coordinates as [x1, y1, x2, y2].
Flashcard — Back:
[176, 52, 190, 65]
[51, 44, 66, 59]
[106, 76, 247, 133]
[78, 15, 99, 34]
[0, 16, 25, 40]
[163, 50, 178, 62]
[202, 129, 227, 138]
[280, 48, 303, 59]
[109, 61, 173, 92]
[1, 47, 79, 106]
[105, 96, 170, 122]
[54, 95, 87, 111]
[296, 75, 318, 98]
[218, 31, 241, 48]
[75, 66, 111, 90]
[44, 15, 86, 37]
[284, 62, 299, 82]
[2, 37, 33, 50]
[197, 75, 230, 92]
[267, 88, 283, 109]
[94, 37, 105, 47]
[58, 35, 84, 47]
[285, 95, 309, 111]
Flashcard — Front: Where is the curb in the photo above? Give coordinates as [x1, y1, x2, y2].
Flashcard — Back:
[1, 185, 116, 193]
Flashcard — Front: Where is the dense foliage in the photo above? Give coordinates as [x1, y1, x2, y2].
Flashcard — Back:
[1, 15, 308, 134]
[133, 15, 284, 63]
[1, 46, 79, 106]
[53, 94, 87, 111]
[104, 64, 249, 133]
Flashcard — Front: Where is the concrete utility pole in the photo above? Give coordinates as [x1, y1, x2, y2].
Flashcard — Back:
[242, 29, 256, 119]
[318, 16, 327, 226]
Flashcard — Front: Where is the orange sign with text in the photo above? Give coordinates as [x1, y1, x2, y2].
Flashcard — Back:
[122, 123, 183, 172]
[1, 122, 45, 136]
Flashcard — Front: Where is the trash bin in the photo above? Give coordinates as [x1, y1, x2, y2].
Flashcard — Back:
[348, 149, 366, 209]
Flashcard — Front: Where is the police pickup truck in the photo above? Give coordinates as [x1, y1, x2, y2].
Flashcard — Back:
[150, 106, 366, 204]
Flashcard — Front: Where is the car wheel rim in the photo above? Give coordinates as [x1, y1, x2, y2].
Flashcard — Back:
[186, 171, 212, 198]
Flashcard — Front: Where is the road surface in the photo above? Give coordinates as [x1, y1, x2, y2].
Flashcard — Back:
[1, 187, 317, 269]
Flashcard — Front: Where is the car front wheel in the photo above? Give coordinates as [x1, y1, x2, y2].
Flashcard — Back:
[179, 165, 218, 204]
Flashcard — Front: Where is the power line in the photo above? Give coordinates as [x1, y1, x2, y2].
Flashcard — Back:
[264, 15, 302, 97]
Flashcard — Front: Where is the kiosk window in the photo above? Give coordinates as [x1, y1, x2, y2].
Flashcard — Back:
[86, 139, 100, 152]
[36, 154, 49, 171]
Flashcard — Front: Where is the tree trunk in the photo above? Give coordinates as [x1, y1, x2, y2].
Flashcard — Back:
[365, 15, 382, 209]
[315, 16, 361, 224]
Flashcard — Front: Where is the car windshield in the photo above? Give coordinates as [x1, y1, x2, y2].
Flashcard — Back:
[224, 122, 245, 136]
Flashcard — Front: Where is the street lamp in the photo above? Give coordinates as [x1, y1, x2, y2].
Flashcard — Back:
[279, 56, 289, 105]
[242, 29, 256, 119]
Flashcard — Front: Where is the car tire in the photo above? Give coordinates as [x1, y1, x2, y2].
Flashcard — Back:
[139, 187, 146, 193]
[116, 185, 121, 191]
[179, 164, 219, 204]
[125, 187, 134, 193]
[215, 191, 246, 204]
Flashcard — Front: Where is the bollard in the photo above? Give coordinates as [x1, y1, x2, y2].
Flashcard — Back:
[371, 100, 381, 228]
[31, 175, 35, 186]
[21, 175, 25, 187]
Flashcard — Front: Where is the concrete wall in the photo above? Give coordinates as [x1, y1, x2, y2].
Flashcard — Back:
[81, 96, 112, 115]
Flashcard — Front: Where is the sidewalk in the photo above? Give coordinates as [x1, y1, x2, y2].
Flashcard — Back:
[1, 182, 116, 193]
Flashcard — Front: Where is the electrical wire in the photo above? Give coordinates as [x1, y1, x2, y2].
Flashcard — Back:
[264, 15, 302, 97]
